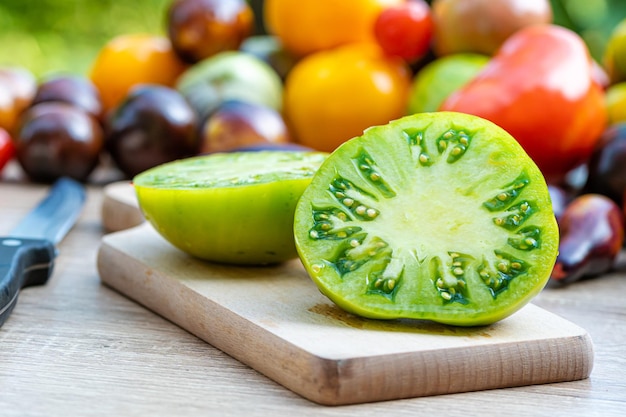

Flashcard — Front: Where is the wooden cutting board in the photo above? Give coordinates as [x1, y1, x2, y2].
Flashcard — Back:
[97, 181, 594, 406]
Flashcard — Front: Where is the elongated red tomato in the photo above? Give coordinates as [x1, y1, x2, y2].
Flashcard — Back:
[441, 24, 607, 184]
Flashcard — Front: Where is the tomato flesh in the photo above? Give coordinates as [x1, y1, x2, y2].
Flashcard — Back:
[294, 112, 559, 326]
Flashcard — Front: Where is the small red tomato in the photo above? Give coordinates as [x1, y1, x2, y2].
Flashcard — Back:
[441, 25, 607, 184]
[374, 0, 434, 62]
[0, 127, 15, 172]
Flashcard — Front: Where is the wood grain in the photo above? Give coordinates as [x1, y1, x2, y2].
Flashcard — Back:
[100, 180, 144, 232]
[97, 182, 593, 405]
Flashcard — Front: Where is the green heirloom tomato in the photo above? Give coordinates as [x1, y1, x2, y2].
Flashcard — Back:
[176, 51, 284, 122]
[407, 53, 489, 114]
[294, 112, 559, 326]
[134, 151, 327, 265]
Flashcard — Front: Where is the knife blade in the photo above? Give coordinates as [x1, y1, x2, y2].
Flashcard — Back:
[0, 177, 86, 327]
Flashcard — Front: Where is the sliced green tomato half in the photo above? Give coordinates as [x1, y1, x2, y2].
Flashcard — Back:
[134, 151, 327, 265]
[294, 112, 559, 326]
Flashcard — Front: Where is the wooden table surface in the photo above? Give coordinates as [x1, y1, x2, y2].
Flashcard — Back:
[1, 177, 625, 417]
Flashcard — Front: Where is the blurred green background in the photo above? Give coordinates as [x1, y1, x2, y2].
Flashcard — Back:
[552, 0, 626, 62]
[0, 0, 170, 77]
[0, 0, 624, 77]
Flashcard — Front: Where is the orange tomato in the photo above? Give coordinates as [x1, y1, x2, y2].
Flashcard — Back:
[283, 43, 411, 152]
[89, 34, 187, 111]
[264, 0, 404, 57]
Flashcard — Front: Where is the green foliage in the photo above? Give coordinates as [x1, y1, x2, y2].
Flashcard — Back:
[0, 0, 170, 77]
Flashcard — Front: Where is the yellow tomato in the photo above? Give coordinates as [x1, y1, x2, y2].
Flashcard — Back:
[606, 82, 626, 125]
[264, 0, 403, 57]
[89, 34, 187, 111]
[283, 43, 411, 152]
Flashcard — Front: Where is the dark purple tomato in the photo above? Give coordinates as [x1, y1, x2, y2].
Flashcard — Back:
[167, 0, 254, 63]
[200, 100, 290, 153]
[199, 100, 290, 154]
[31, 75, 104, 122]
[105, 85, 198, 178]
[15, 102, 104, 183]
[551, 194, 624, 284]
[582, 123, 626, 205]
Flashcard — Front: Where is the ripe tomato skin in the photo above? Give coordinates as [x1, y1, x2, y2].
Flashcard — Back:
[264, 0, 403, 57]
[0, 127, 15, 172]
[374, 0, 434, 62]
[167, 0, 254, 63]
[441, 25, 607, 184]
[89, 34, 187, 112]
[431, 0, 552, 56]
[283, 43, 411, 152]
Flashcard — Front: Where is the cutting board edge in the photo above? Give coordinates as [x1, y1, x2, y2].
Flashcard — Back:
[97, 230, 595, 406]
[101, 181, 144, 233]
[325, 333, 594, 405]
[97, 237, 348, 404]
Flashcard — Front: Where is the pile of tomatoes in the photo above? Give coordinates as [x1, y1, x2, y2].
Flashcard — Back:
[1, 0, 626, 284]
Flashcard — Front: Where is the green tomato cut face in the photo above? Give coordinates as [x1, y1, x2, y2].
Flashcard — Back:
[134, 151, 327, 265]
[294, 112, 559, 326]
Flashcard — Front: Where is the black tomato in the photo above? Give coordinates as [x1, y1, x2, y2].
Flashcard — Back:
[15, 102, 104, 183]
[551, 194, 624, 284]
[583, 123, 626, 205]
[105, 85, 199, 178]
[199, 100, 290, 154]
[31, 75, 104, 122]
[167, 0, 254, 63]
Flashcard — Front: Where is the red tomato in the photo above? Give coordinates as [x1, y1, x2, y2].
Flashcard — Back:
[441, 25, 607, 184]
[374, 0, 433, 62]
[0, 127, 15, 172]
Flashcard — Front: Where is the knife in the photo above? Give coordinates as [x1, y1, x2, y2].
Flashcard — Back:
[0, 177, 86, 327]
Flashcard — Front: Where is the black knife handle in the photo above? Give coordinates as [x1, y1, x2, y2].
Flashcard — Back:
[0, 237, 56, 327]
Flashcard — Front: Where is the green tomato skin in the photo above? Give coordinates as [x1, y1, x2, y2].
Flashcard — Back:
[176, 51, 284, 121]
[407, 53, 489, 114]
[136, 178, 311, 265]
